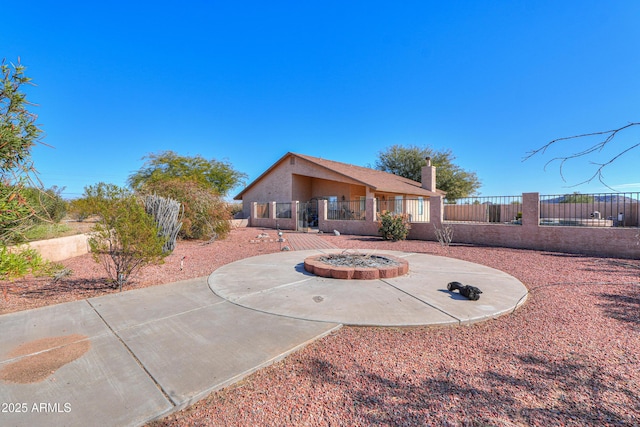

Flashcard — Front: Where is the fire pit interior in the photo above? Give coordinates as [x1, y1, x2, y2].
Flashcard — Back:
[304, 252, 409, 280]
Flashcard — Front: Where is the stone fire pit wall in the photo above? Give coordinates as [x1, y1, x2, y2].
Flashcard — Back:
[304, 254, 409, 280]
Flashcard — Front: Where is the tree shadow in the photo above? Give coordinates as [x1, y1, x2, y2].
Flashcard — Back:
[5, 277, 115, 300]
[597, 290, 640, 328]
[299, 348, 638, 426]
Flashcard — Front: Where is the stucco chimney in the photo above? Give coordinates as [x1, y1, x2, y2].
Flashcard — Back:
[421, 157, 436, 192]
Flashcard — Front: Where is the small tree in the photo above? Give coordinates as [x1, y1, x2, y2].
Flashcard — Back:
[83, 183, 168, 291]
[128, 151, 247, 197]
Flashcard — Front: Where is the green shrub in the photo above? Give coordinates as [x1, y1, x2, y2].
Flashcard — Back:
[378, 212, 411, 241]
[0, 245, 62, 281]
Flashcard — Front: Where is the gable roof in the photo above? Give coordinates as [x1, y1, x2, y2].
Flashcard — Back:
[235, 152, 444, 199]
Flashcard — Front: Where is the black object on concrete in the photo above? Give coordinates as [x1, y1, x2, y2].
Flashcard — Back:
[447, 281, 482, 301]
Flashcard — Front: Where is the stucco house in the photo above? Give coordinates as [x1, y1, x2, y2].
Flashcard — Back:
[234, 152, 443, 229]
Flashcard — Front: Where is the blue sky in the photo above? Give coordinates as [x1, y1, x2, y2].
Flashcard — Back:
[3, 1, 639, 199]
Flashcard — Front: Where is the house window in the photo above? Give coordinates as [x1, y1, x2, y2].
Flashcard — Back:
[418, 197, 424, 215]
[359, 196, 366, 212]
[328, 196, 338, 211]
[394, 196, 403, 214]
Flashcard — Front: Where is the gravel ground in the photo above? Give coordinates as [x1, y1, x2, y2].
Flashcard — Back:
[2, 228, 640, 426]
[0, 227, 283, 315]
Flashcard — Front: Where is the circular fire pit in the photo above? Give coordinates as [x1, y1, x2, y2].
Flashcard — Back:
[304, 252, 409, 280]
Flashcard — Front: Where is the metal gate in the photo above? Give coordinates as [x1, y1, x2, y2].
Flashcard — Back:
[297, 199, 319, 231]
[488, 204, 501, 222]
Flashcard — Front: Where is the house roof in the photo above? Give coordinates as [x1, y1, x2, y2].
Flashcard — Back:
[234, 152, 444, 199]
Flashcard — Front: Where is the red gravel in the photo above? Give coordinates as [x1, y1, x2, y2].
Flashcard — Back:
[0, 227, 283, 315]
[151, 233, 640, 427]
[2, 228, 639, 426]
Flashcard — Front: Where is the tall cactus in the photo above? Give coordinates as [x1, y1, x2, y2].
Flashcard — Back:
[144, 194, 183, 253]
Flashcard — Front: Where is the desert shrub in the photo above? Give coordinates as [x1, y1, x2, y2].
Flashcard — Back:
[81, 183, 168, 290]
[22, 186, 67, 223]
[378, 211, 411, 241]
[67, 197, 93, 221]
[140, 178, 231, 241]
[433, 223, 454, 248]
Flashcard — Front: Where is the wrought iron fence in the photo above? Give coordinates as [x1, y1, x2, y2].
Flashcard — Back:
[275, 202, 292, 219]
[327, 199, 366, 221]
[539, 192, 640, 227]
[255, 203, 269, 219]
[443, 196, 523, 224]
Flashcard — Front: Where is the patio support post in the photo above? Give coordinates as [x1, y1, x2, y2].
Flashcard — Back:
[522, 193, 540, 228]
[271, 201, 277, 220]
[292, 201, 298, 228]
[318, 199, 328, 231]
[366, 197, 376, 222]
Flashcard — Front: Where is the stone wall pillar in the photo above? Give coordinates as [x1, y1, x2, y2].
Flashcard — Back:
[522, 192, 540, 228]
[366, 198, 376, 222]
[430, 195, 443, 226]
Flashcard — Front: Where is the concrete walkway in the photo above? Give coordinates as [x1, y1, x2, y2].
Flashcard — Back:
[0, 248, 528, 427]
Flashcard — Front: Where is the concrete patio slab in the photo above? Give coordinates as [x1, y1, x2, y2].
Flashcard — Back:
[209, 250, 529, 326]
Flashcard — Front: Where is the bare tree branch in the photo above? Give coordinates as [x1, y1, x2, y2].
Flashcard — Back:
[523, 122, 640, 189]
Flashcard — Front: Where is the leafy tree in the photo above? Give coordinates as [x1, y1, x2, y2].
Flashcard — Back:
[375, 145, 481, 202]
[128, 151, 247, 197]
[0, 58, 43, 244]
[82, 183, 168, 291]
[141, 178, 231, 240]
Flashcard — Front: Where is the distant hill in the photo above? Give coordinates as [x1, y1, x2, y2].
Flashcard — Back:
[542, 194, 637, 204]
